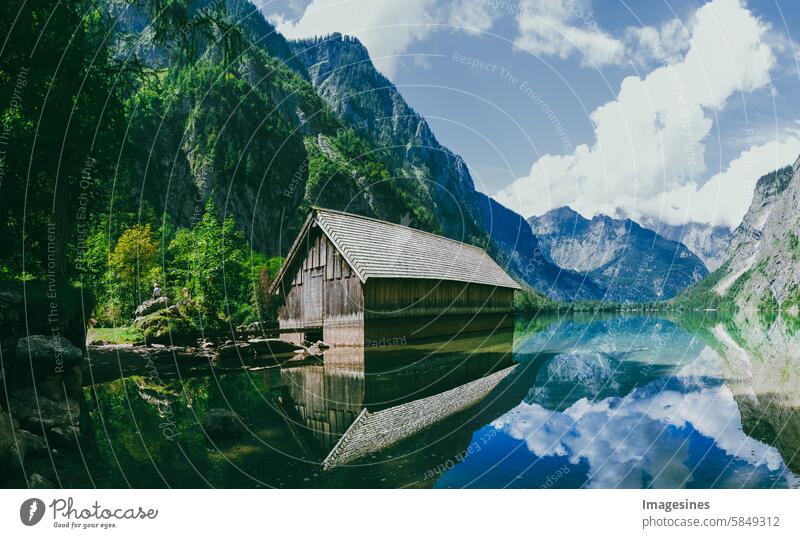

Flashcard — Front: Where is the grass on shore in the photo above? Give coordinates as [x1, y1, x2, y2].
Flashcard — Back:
[87, 326, 143, 344]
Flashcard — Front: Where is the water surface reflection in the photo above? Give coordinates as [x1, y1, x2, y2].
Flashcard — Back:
[45, 314, 800, 488]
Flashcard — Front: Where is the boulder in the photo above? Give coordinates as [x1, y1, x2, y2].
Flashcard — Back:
[133, 304, 199, 345]
[6, 389, 81, 450]
[134, 296, 170, 318]
[248, 338, 304, 356]
[20, 430, 48, 457]
[15, 335, 83, 374]
[201, 408, 246, 439]
[0, 281, 92, 357]
[12, 337, 84, 400]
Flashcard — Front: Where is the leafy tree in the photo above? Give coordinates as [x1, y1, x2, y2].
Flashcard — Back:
[168, 199, 249, 325]
[251, 255, 283, 322]
[106, 224, 159, 319]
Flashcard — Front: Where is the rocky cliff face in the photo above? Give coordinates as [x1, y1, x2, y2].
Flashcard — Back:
[644, 221, 731, 272]
[289, 33, 487, 244]
[529, 207, 708, 302]
[712, 163, 800, 310]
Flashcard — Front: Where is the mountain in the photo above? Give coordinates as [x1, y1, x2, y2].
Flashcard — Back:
[642, 221, 731, 271]
[528, 207, 708, 302]
[288, 32, 601, 301]
[476, 196, 602, 301]
[708, 164, 799, 311]
[112, 2, 482, 257]
[289, 33, 487, 244]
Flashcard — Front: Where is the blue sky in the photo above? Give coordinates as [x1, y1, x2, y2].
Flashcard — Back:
[261, 0, 800, 229]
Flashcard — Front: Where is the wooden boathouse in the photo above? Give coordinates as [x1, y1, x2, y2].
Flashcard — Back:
[270, 208, 520, 345]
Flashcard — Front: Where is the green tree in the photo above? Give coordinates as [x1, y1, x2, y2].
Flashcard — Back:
[106, 224, 159, 320]
[168, 199, 249, 325]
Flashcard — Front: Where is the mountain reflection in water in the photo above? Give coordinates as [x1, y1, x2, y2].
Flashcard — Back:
[45, 314, 800, 488]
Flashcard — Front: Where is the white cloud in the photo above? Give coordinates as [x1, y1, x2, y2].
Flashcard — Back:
[654, 136, 800, 229]
[625, 17, 691, 67]
[495, 0, 782, 229]
[514, 0, 625, 67]
[272, 0, 495, 77]
[448, 0, 497, 36]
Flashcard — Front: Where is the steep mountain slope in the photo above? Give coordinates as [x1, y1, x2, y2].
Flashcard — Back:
[643, 221, 731, 271]
[289, 33, 486, 244]
[709, 163, 800, 310]
[112, 2, 455, 256]
[529, 207, 708, 302]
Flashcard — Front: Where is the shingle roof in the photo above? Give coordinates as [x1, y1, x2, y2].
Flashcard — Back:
[311, 208, 520, 289]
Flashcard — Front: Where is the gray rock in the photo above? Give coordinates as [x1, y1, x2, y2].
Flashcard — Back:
[248, 338, 304, 355]
[712, 164, 800, 311]
[7, 389, 81, 450]
[202, 408, 245, 439]
[20, 430, 48, 457]
[15, 335, 83, 372]
[134, 296, 170, 318]
[13, 337, 84, 401]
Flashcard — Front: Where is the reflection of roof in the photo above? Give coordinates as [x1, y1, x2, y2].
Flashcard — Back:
[322, 365, 517, 469]
[271, 208, 521, 293]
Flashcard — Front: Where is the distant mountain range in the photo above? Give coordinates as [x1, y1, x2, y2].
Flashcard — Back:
[528, 207, 708, 302]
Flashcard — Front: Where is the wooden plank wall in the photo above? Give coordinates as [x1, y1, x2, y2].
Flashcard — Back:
[278, 231, 364, 330]
[279, 364, 366, 453]
[363, 279, 514, 319]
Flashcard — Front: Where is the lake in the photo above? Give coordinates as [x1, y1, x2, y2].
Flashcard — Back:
[46, 313, 800, 488]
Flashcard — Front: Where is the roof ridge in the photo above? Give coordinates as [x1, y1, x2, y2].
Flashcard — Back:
[312, 206, 489, 253]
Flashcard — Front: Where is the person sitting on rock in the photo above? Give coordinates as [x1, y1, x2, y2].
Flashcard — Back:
[152, 283, 162, 300]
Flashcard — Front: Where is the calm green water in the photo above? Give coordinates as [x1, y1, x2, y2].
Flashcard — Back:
[41, 313, 800, 488]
